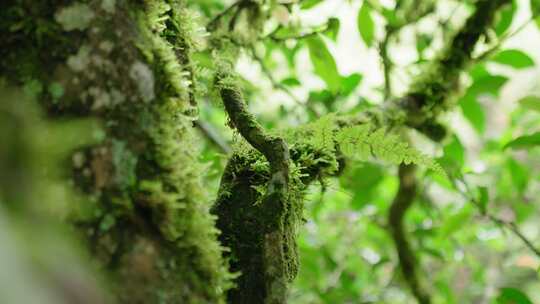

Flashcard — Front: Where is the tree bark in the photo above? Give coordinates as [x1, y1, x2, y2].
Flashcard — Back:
[0, 1, 231, 303]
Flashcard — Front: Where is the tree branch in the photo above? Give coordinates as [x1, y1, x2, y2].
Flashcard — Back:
[452, 176, 540, 258]
[388, 164, 431, 304]
[207, 1, 244, 31]
[401, 0, 511, 137]
[217, 75, 291, 304]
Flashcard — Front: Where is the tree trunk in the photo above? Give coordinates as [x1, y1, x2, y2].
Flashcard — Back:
[0, 1, 231, 303]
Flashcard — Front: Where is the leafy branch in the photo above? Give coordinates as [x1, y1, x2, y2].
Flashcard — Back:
[451, 175, 540, 258]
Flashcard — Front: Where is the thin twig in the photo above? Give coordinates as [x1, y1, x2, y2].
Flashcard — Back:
[380, 26, 396, 100]
[473, 15, 537, 63]
[267, 27, 328, 42]
[206, 1, 243, 31]
[451, 175, 540, 258]
[194, 120, 231, 154]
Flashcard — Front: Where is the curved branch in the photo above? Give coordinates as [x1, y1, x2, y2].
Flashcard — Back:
[388, 164, 430, 304]
[219, 83, 290, 179]
[218, 76, 291, 304]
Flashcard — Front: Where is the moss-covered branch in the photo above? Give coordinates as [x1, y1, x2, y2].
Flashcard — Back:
[216, 77, 292, 303]
[388, 164, 430, 304]
[401, 0, 511, 139]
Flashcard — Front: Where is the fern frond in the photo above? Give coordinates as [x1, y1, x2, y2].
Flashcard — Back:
[336, 124, 445, 175]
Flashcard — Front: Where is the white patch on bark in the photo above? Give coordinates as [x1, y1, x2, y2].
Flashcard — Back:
[101, 0, 116, 14]
[55, 3, 95, 31]
[129, 62, 155, 103]
[67, 45, 91, 72]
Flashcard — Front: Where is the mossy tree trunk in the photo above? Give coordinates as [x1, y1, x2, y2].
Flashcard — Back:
[1, 1, 230, 303]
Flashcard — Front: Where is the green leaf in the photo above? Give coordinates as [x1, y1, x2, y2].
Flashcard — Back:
[496, 287, 533, 304]
[440, 205, 474, 237]
[478, 186, 488, 214]
[460, 94, 485, 134]
[531, 0, 540, 15]
[324, 18, 340, 41]
[280, 77, 301, 87]
[492, 49, 535, 69]
[504, 132, 540, 149]
[306, 36, 342, 93]
[467, 75, 508, 97]
[301, 0, 324, 9]
[507, 158, 529, 193]
[494, 0, 517, 36]
[340, 73, 363, 96]
[469, 64, 490, 80]
[357, 2, 375, 47]
[416, 34, 432, 57]
[341, 163, 383, 210]
[439, 135, 465, 169]
[533, 0, 540, 29]
[381, 7, 399, 27]
[518, 95, 540, 112]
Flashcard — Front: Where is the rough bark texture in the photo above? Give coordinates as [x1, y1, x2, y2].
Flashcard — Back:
[213, 147, 337, 303]
[0, 1, 231, 303]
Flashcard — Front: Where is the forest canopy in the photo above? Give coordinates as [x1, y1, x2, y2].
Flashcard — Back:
[1, 0, 540, 303]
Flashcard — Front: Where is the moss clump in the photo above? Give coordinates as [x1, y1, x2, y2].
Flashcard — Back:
[213, 134, 338, 303]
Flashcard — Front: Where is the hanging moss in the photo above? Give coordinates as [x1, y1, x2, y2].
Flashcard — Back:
[1, 1, 232, 303]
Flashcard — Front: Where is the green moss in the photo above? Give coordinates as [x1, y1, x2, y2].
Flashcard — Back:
[1, 1, 232, 303]
[404, 0, 509, 133]
[213, 132, 338, 302]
